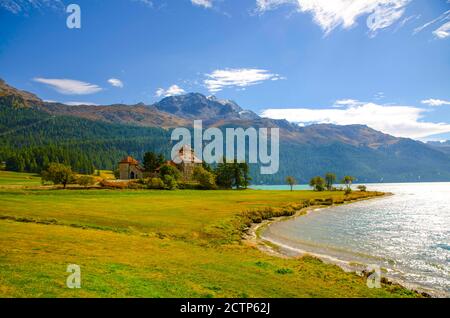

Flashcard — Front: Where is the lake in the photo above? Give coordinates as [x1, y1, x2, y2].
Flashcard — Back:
[256, 183, 450, 296]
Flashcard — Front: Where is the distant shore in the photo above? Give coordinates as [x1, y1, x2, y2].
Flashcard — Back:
[243, 193, 443, 298]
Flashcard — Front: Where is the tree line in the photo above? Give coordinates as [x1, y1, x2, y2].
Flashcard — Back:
[286, 173, 363, 194]
[140, 151, 252, 190]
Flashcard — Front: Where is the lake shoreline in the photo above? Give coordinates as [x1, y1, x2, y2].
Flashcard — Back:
[243, 193, 442, 298]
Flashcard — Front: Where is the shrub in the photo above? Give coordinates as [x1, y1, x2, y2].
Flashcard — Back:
[193, 166, 216, 190]
[100, 180, 129, 189]
[159, 164, 181, 181]
[163, 175, 178, 190]
[128, 182, 145, 189]
[345, 188, 352, 195]
[357, 185, 367, 192]
[177, 182, 201, 190]
[275, 268, 293, 275]
[147, 177, 165, 189]
[76, 175, 96, 187]
[309, 176, 326, 191]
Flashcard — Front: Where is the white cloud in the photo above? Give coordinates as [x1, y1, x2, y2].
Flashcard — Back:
[256, 0, 410, 36]
[421, 99, 450, 107]
[261, 100, 450, 139]
[156, 85, 186, 97]
[33, 78, 102, 95]
[108, 78, 124, 88]
[204, 68, 284, 93]
[334, 99, 361, 106]
[131, 0, 153, 7]
[433, 21, 450, 39]
[191, 0, 213, 8]
[63, 101, 98, 106]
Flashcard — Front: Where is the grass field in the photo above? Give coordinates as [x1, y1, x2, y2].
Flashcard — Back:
[0, 171, 42, 188]
[0, 171, 418, 298]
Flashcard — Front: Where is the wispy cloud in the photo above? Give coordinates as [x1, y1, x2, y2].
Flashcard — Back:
[191, 0, 213, 8]
[256, 0, 410, 36]
[204, 68, 284, 93]
[0, 0, 64, 14]
[0, 0, 153, 14]
[413, 10, 450, 34]
[108, 78, 124, 88]
[261, 100, 450, 139]
[156, 85, 186, 97]
[34, 78, 103, 95]
[132, 0, 153, 7]
[421, 99, 450, 107]
[433, 21, 450, 39]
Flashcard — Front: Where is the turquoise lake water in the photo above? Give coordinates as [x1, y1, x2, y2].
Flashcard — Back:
[256, 183, 450, 296]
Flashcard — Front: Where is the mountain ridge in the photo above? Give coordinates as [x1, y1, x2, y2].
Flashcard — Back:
[1, 79, 450, 183]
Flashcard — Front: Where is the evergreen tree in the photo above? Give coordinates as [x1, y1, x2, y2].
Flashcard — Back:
[239, 162, 251, 189]
[325, 173, 336, 191]
[143, 151, 165, 172]
[215, 159, 234, 189]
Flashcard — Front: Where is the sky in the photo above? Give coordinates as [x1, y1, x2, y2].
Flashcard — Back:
[0, 0, 449, 140]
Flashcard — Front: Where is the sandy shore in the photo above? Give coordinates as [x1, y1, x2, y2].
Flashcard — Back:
[243, 194, 445, 298]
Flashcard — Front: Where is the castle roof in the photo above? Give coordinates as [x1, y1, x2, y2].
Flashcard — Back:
[173, 145, 202, 164]
[119, 156, 140, 165]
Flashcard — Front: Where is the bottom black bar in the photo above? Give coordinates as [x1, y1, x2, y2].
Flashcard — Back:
[1, 298, 447, 316]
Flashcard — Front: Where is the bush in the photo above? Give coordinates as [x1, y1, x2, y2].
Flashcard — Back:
[275, 268, 294, 275]
[177, 182, 201, 190]
[193, 166, 216, 190]
[147, 177, 165, 189]
[76, 175, 96, 187]
[159, 164, 181, 181]
[357, 185, 367, 192]
[309, 176, 326, 191]
[127, 182, 145, 189]
[163, 175, 178, 190]
[345, 188, 352, 195]
[100, 180, 127, 189]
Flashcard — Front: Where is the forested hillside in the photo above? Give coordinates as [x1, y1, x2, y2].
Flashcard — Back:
[0, 101, 171, 174]
[2, 79, 450, 184]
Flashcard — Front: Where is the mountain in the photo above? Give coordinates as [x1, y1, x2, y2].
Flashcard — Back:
[1, 79, 450, 183]
[40, 102, 190, 129]
[0, 79, 41, 106]
[427, 140, 450, 155]
[154, 93, 260, 123]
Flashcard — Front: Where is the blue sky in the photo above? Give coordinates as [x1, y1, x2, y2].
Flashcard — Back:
[0, 0, 449, 140]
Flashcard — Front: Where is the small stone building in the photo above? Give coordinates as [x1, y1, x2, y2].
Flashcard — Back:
[118, 156, 144, 180]
[171, 145, 203, 181]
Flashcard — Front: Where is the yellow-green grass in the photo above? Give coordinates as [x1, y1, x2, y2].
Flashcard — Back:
[0, 171, 41, 188]
[94, 170, 115, 180]
[0, 172, 418, 298]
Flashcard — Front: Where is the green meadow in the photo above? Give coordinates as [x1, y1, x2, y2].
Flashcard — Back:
[0, 171, 418, 298]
